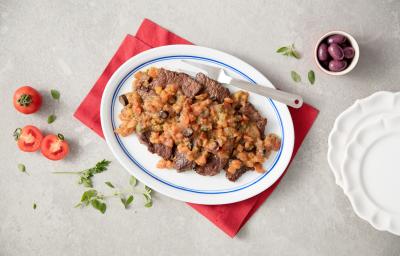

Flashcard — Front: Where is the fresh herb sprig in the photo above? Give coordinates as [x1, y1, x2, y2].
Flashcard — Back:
[308, 70, 315, 85]
[47, 114, 57, 124]
[50, 89, 60, 100]
[143, 186, 153, 208]
[47, 89, 61, 124]
[276, 43, 301, 59]
[75, 189, 107, 214]
[53, 159, 111, 187]
[291, 71, 301, 83]
[17, 163, 29, 175]
[75, 175, 153, 214]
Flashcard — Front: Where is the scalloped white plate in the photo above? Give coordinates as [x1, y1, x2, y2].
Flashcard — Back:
[342, 115, 400, 236]
[328, 91, 400, 188]
[100, 45, 294, 205]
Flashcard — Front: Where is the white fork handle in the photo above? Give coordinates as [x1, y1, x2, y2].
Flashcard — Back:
[228, 78, 303, 108]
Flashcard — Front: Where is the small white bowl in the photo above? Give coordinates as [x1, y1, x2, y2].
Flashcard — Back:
[314, 31, 360, 76]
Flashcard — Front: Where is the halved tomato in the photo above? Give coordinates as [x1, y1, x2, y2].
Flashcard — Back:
[41, 134, 69, 160]
[15, 125, 43, 152]
[13, 86, 42, 114]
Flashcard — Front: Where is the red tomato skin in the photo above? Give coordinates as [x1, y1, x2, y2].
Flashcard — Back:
[17, 125, 43, 152]
[13, 86, 42, 114]
[41, 135, 69, 161]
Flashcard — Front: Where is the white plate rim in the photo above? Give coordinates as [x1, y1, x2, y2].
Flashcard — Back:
[100, 45, 294, 205]
[341, 115, 400, 236]
[327, 91, 400, 188]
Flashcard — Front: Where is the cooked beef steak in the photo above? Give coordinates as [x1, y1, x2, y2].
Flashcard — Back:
[173, 152, 195, 172]
[195, 154, 228, 176]
[153, 144, 173, 159]
[151, 68, 182, 89]
[137, 131, 150, 145]
[241, 102, 267, 135]
[225, 166, 253, 182]
[138, 131, 173, 159]
[180, 77, 203, 98]
[195, 73, 230, 103]
[151, 69, 202, 98]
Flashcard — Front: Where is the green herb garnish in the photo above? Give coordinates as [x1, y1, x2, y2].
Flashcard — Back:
[308, 70, 315, 85]
[276, 44, 300, 59]
[121, 195, 134, 209]
[105, 181, 115, 188]
[17, 163, 29, 175]
[53, 159, 111, 187]
[33, 203, 37, 209]
[75, 189, 107, 214]
[143, 186, 152, 208]
[291, 71, 301, 83]
[50, 89, 60, 100]
[129, 176, 137, 187]
[74, 176, 154, 213]
[47, 114, 57, 124]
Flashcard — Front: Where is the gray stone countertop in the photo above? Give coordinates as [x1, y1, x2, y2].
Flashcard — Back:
[0, 1, 399, 255]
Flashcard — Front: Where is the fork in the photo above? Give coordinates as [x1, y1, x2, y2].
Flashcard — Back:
[180, 60, 303, 108]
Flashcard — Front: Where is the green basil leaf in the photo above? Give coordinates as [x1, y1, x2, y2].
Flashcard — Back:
[129, 176, 137, 187]
[47, 114, 57, 124]
[18, 163, 26, 173]
[124, 195, 134, 209]
[291, 71, 301, 83]
[143, 192, 152, 208]
[290, 50, 301, 59]
[105, 181, 114, 188]
[80, 189, 97, 203]
[308, 70, 315, 85]
[144, 185, 152, 194]
[91, 199, 106, 214]
[50, 89, 60, 100]
[276, 46, 289, 53]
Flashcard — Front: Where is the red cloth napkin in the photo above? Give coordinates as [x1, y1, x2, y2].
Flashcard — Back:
[74, 19, 319, 237]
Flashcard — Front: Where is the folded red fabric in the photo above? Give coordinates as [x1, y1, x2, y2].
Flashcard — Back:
[74, 18, 319, 237]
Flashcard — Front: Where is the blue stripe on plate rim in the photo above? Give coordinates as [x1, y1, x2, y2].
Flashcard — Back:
[111, 55, 284, 194]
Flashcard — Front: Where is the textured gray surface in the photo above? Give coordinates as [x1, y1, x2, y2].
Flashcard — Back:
[1, 0, 400, 255]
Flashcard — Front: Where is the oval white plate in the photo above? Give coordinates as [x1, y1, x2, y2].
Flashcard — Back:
[328, 91, 400, 188]
[100, 45, 294, 205]
[342, 115, 400, 236]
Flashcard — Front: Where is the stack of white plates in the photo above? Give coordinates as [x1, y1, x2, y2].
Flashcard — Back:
[328, 91, 400, 236]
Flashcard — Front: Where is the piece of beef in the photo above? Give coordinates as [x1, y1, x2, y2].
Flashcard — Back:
[151, 69, 202, 98]
[241, 102, 267, 135]
[173, 152, 194, 172]
[137, 131, 154, 152]
[151, 68, 182, 89]
[195, 154, 228, 176]
[153, 143, 173, 160]
[225, 166, 253, 182]
[195, 73, 230, 103]
[180, 76, 203, 98]
[138, 131, 173, 159]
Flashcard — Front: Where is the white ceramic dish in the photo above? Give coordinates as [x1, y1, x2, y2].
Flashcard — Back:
[342, 115, 400, 236]
[100, 45, 294, 205]
[328, 91, 400, 188]
[314, 30, 359, 76]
